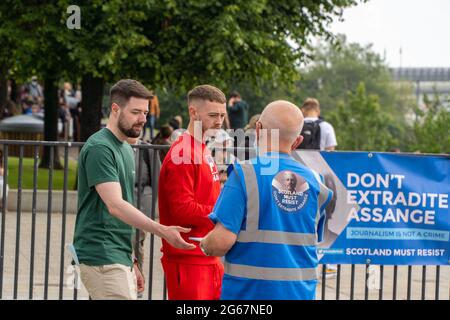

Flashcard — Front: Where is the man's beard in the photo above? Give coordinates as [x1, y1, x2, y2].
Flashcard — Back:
[118, 115, 143, 138]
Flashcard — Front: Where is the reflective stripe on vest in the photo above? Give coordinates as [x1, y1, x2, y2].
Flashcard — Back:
[225, 262, 318, 281]
[240, 162, 259, 232]
[237, 230, 316, 246]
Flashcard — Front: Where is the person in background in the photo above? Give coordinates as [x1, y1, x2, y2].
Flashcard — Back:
[205, 129, 236, 167]
[298, 98, 337, 151]
[227, 91, 249, 131]
[22, 97, 34, 115]
[143, 91, 160, 140]
[216, 165, 228, 189]
[151, 124, 173, 162]
[127, 135, 162, 297]
[169, 115, 183, 130]
[63, 82, 81, 142]
[58, 96, 71, 139]
[27, 76, 44, 108]
[239, 113, 260, 160]
[205, 129, 236, 188]
[297, 97, 338, 278]
[244, 114, 260, 132]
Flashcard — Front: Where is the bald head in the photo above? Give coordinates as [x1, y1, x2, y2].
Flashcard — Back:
[259, 100, 304, 145]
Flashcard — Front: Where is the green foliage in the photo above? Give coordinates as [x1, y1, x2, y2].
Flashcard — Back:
[412, 94, 450, 154]
[327, 82, 398, 151]
[196, 36, 416, 153]
[129, 0, 360, 91]
[61, 0, 152, 81]
[245, 36, 416, 152]
[297, 36, 415, 119]
[2, 0, 355, 91]
[156, 88, 188, 127]
[1, 0, 362, 138]
[294, 37, 416, 152]
[155, 36, 426, 156]
[0, 2, 22, 78]
[0, 1, 71, 81]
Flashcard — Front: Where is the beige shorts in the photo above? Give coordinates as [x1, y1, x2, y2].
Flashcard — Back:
[79, 263, 137, 300]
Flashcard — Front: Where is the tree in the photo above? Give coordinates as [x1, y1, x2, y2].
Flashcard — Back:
[136, 1, 362, 87]
[298, 36, 415, 115]
[64, 0, 360, 139]
[327, 82, 397, 151]
[2, 1, 362, 143]
[0, 1, 74, 168]
[293, 36, 416, 150]
[24, 3, 73, 169]
[158, 34, 416, 129]
[412, 94, 450, 154]
[0, 2, 25, 119]
[60, 0, 155, 141]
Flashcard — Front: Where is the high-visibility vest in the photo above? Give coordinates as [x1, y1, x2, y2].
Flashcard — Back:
[222, 155, 332, 299]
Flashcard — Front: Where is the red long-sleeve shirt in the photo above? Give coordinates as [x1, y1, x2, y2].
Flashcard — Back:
[158, 132, 221, 264]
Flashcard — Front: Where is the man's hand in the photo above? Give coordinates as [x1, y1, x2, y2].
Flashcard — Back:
[134, 263, 145, 294]
[200, 222, 237, 257]
[162, 226, 196, 250]
[228, 97, 235, 107]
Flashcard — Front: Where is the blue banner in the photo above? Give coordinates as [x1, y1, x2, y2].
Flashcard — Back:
[292, 151, 449, 265]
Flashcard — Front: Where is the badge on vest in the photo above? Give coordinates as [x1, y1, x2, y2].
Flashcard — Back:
[272, 170, 309, 212]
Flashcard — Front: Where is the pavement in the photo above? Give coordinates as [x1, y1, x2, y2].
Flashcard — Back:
[0, 210, 448, 300]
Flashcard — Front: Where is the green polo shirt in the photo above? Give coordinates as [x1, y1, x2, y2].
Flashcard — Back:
[73, 128, 136, 267]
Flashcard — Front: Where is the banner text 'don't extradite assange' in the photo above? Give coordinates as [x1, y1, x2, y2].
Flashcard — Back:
[346, 173, 448, 225]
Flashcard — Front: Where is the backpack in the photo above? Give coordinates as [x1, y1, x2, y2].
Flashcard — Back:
[297, 119, 322, 150]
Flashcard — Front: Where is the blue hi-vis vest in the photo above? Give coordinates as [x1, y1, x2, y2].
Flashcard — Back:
[219, 153, 332, 300]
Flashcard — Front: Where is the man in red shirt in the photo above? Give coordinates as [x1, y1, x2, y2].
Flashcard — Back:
[158, 85, 227, 300]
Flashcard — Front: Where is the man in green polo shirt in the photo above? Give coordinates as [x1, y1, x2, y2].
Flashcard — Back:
[73, 79, 195, 300]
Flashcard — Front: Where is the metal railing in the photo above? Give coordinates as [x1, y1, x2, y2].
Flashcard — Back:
[0, 140, 448, 300]
[318, 264, 446, 300]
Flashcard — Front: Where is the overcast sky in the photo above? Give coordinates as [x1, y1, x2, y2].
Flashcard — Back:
[330, 0, 450, 68]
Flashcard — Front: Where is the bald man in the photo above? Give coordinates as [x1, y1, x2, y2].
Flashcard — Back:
[200, 100, 333, 300]
[158, 85, 227, 300]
